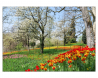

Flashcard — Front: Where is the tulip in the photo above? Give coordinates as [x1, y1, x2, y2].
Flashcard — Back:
[68, 54, 71, 59]
[27, 69, 30, 71]
[47, 60, 50, 63]
[44, 68, 47, 71]
[48, 62, 53, 66]
[84, 53, 89, 57]
[81, 57, 86, 61]
[34, 69, 37, 71]
[40, 63, 44, 66]
[80, 51, 85, 54]
[78, 54, 81, 58]
[68, 59, 72, 63]
[72, 56, 77, 61]
[41, 66, 44, 70]
[36, 66, 40, 70]
[25, 70, 28, 71]
[91, 53, 95, 56]
[52, 66, 56, 70]
[68, 65, 72, 68]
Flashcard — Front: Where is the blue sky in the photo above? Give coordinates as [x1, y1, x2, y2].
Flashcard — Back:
[3, 7, 85, 41]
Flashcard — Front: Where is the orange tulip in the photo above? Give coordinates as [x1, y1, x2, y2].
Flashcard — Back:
[48, 62, 53, 66]
[84, 53, 89, 57]
[72, 56, 77, 61]
[68, 65, 72, 68]
[41, 66, 44, 70]
[44, 63, 47, 66]
[86, 50, 90, 53]
[44, 68, 47, 71]
[81, 57, 86, 61]
[68, 59, 72, 63]
[80, 51, 85, 54]
[40, 63, 44, 66]
[91, 53, 95, 56]
[78, 54, 81, 58]
[68, 54, 71, 59]
[53, 59, 58, 63]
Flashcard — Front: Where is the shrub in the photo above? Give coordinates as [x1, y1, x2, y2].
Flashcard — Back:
[70, 38, 76, 43]
[30, 42, 36, 47]
[15, 42, 23, 50]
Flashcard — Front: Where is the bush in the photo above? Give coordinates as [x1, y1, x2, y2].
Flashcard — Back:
[70, 38, 76, 43]
[15, 42, 23, 50]
[30, 42, 36, 47]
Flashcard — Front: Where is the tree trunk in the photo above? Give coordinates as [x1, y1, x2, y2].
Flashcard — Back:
[92, 7, 96, 47]
[57, 41, 58, 49]
[40, 37, 44, 53]
[85, 22, 91, 47]
[64, 35, 66, 46]
[81, 7, 94, 48]
[40, 30, 44, 53]
[27, 35, 29, 51]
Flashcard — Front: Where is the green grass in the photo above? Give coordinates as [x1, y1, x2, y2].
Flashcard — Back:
[3, 57, 43, 71]
[65, 43, 86, 46]
[3, 49, 68, 71]
[3, 43, 94, 71]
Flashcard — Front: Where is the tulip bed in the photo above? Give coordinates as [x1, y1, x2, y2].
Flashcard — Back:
[3, 44, 95, 71]
[25, 45, 95, 72]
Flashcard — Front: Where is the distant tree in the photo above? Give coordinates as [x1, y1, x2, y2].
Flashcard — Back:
[30, 42, 36, 49]
[82, 29, 86, 44]
[44, 19, 54, 48]
[77, 36, 82, 43]
[70, 38, 76, 43]
[68, 16, 76, 43]
[3, 33, 17, 52]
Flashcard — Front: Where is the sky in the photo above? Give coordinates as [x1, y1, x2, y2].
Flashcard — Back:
[3, 7, 85, 41]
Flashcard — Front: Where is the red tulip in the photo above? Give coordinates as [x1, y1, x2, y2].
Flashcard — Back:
[27, 69, 30, 71]
[52, 66, 56, 70]
[25, 70, 28, 71]
[34, 69, 37, 71]
[47, 60, 50, 63]
[36, 66, 40, 70]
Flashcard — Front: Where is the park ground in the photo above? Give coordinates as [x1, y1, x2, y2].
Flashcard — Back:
[3, 43, 95, 71]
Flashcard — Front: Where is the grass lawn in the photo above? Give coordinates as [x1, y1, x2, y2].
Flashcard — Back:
[3, 43, 95, 72]
[3, 49, 68, 71]
[65, 43, 86, 46]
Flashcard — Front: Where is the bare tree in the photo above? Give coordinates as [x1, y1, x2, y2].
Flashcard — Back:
[53, 7, 96, 47]
[14, 7, 53, 53]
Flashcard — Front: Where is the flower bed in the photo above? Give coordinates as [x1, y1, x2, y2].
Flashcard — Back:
[25, 45, 95, 71]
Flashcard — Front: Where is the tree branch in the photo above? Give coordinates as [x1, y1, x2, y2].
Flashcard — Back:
[28, 7, 42, 31]
[44, 7, 48, 26]
[44, 33, 48, 38]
